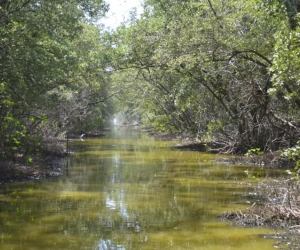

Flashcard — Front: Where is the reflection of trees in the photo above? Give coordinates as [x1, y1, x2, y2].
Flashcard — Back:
[0, 134, 267, 249]
[95, 239, 125, 250]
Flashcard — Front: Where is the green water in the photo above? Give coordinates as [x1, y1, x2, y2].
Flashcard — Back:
[0, 128, 283, 249]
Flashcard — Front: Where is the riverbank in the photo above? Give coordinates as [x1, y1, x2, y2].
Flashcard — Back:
[220, 178, 300, 248]
[0, 156, 67, 183]
[0, 139, 67, 184]
[147, 129, 294, 168]
[0, 131, 109, 184]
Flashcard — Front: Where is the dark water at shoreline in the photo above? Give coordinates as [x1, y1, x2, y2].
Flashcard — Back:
[0, 128, 283, 249]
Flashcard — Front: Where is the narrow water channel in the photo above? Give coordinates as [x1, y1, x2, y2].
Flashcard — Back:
[0, 128, 283, 249]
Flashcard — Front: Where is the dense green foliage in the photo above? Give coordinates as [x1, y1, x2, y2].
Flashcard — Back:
[110, 0, 300, 154]
[1, 0, 300, 160]
[0, 0, 113, 159]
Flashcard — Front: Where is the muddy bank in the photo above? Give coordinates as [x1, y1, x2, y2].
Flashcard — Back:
[170, 142, 216, 152]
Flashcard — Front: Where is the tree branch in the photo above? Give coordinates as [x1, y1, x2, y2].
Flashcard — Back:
[207, 0, 223, 29]
[8, 0, 32, 14]
[229, 50, 272, 67]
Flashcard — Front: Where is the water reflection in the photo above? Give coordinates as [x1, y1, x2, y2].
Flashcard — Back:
[96, 239, 125, 250]
[0, 128, 284, 250]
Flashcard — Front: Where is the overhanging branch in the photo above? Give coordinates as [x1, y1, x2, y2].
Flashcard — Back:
[229, 50, 272, 68]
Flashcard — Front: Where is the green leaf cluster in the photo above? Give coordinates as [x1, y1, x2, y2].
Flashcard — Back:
[108, 0, 300, 154]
